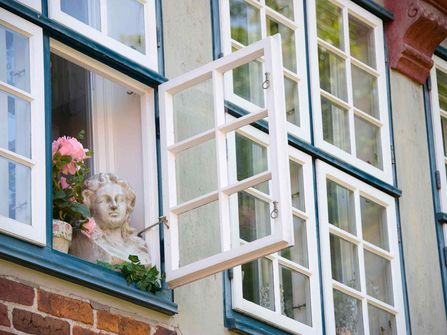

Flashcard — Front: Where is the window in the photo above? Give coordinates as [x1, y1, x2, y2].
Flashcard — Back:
[317, 161, 405, 334]
[48, 0, 158, 70]
[220, 0, 310, 140]
[160, 36, 295, 288]
[0, 8, 46, 245]
[309, 0, 392, 182]
[49, 40, 160, 267]
[16, 0, 42, 12]
[231, 125, 322, 334]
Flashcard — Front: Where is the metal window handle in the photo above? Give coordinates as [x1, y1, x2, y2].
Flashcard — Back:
[137, 216, 169, 237]
[271, 201, 279, 219]
[262, 72, 271, 89]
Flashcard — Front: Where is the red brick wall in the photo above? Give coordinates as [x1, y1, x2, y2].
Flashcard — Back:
[0, 276, 177, 335]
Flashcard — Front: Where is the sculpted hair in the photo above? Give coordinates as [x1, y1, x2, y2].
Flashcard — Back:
[82, 173, 136, 239]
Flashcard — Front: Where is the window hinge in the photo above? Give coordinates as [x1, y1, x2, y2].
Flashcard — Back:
[436, 170, 442, 190]
[218, 52, 224, 59]
[227, 268, 233, 281]
[427, 77, 432, 91]
[444, 247, 447, 267]
[390, 144, 396, 165]
[137, 216, 168, 237]
[157, 28, 161, 48]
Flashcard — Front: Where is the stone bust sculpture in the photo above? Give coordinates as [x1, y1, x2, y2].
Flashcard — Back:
[69, 173, 151, 266]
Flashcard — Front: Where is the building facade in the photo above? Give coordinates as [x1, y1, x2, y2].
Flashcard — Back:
[0, 0, 447, 334]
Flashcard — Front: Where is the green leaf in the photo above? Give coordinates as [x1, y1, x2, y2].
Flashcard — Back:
[128, 255, 140, 263]
[70, 203, 91, 219]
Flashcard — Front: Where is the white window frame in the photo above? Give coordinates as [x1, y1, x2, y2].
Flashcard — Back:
[16, 0, 42, 12]
[430, 56, 447, 248]
[230, 123, 322, 334]
[316, 161, 405, 335]
[308, 0, 393, 183]
[219, 0, 311, 141]
[160, 35, 294, 288]
[0, 9, 45, 245]
[48, 0, 158, 71]
[49, 40, 160, 267]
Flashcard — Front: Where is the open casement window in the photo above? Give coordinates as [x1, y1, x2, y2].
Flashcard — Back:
[219, 0, 311, 141]
[0, 9, 45, 245]
[316, 161, 405, 335]
[230, 124, 322, 334]
[160, 35, 294, 288]
[430, 56, 447, 248]
[48, 0, 158, 70]
[308, 0, 393, 183]
[50, 40, 160, 267]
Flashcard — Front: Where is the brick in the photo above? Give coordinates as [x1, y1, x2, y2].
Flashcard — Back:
[38, 290, 93, 324]
[0, 277, 34, 306]
[154, 326, 176, 335]
[118, 316, 150, 335]
[0, 303, 9, 327]
[13, 308, 69, 335]
[97, 310, 119, 333]
[73, 326, 100, 335]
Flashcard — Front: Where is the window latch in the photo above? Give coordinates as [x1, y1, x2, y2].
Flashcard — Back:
[137, 216, 169, 237]
[270, 201, 279, 219]
[262, 72, 271, 89]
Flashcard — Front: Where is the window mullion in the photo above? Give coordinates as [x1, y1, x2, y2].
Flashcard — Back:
[99, 0, 108, 33]
[272, 257, 282, 316]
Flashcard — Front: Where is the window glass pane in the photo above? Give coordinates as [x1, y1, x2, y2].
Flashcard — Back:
[176, 139, 217, 204]
[234, 133, 268, 184]
[280, 216, 308, 267]
[441, 116, 447, 157]
[0, 157, 31, 225]
[322, 97, 351, 153]
[280, 266, 312, 326]
[437, 69, 447, 111]
[361, 197, 389, 251]
[290, 160, 305, 211]
[285, 77, 300, 126]
[230, 0, 261, 46]
[368, 304, 396, 335]
[61, 0, 101, 30]
[352, 65, 379, 118]
[0, 91, 31, 158]
[364, 250, 393, 305]
[232, 58, 265, 108]
[178, 201, 221, 267]
[319, 47, 347, 101]
[266, 17, 296, 73]
[349, 15, 376, 68]
[173, 79, 214, 143]
[107, 0, 145, 54]
[265, 0, 294, 20]
[327, 179, 355, 234]
[0, 24, 30, 92]
[242, 258, 275, 311]
[234, 184, 271, 243]
[355, 116, 382, 168]
[316, 0, 344, 50]
[330, 234, 360, 290]
[333, 290, 364, 335]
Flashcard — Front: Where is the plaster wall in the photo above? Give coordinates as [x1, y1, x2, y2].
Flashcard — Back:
[390, 70, 447, 334]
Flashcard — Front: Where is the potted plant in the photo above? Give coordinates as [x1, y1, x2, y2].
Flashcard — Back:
[52, 131, 95, 253]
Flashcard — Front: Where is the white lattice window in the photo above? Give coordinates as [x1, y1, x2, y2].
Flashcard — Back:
[0, 9, 46, 245]
[429, 56, 447, 249]
[317, 161, 405, 335]
[159, 36, 295, 288]
[219, 0, 310, 140]
[48, 0, 158, 70]
[308, 0, 392, 182]
[230, 124, 322, 334]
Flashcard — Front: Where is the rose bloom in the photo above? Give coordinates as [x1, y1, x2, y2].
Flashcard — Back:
[82, 218, 96, 238]
[52, 136, 89, 175]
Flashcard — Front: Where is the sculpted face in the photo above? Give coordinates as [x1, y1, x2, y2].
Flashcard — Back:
[93, 183, 128, 230]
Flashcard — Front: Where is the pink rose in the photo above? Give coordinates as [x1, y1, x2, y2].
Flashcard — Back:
[82, 218, 96, 238]
[60, 176, 70, 189]
[52, 136, 89, 175]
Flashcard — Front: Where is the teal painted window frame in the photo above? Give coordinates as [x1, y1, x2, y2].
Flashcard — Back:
[0, 0, 177, 315]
